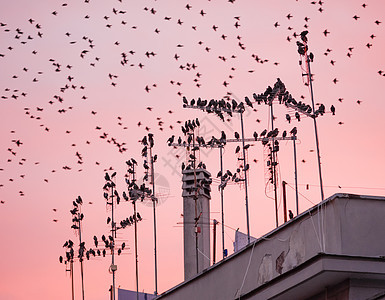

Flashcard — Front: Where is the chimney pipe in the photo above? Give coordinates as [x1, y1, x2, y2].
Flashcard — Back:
[182, 168, 211, 280]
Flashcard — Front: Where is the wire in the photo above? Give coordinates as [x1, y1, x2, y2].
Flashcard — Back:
[285, 182, 316, 205]
[259, 234, 291, 243]
[216, 220, 238, 231]
[282, 182, 323, 250]
[234, 241, 256, 299]
[224, 229, 235, 244]
[197, 248, 210, 262]
[276, 155, 283, 211]
[307, 208, 323, 252]
[264, 178, 275, 201]
[294, 183, 385, 191]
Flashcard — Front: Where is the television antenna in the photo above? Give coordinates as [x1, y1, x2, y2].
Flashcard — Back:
[125, 158, 149, 300]
[140, 133, 159, 296]
[182, 101, 252, 244]
[297, 30, 325, 202]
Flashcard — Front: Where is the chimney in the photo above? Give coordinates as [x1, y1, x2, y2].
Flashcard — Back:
[182, 168, 211, 280]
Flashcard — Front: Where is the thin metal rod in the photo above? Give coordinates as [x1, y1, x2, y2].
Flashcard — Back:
[134, 201, 139, 300]
[270, 103, 279, 227]
[282, 181, 287, 223]
[130, 166, 139, 299]
[190, 130, 200, 274]
[213, 219, 217, 264]
[71, 260, 75, 300]
[219, 147, 225, 259]
[292, 136, 299, 215]
[150, 147, 158, 296]
[307, 55, 324, 202]
[240, 111, 250, 244]
[195, 199, 199, 274]
[169, 136, 294, 149]
[80, 260, 85, 300]
[78, 213, 85, 300]
[111, 185, 116, 300]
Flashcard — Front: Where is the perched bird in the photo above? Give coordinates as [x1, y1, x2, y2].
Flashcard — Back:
[221, 131, 226, 142]
[286, 114, 291, 123]
[290, 127, 297, 135]
[253, 131, 258, 141]
[167, 135, 175, 145]
[244, 96, 253, 108]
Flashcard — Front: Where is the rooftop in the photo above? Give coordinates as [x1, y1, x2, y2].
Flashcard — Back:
[156, 193, 385, 300]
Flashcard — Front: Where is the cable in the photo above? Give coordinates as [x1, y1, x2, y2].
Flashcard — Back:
[224, 229, 235, 244]
[234, 241, 256, 299]
[308, 208, 323, 252]
[276, 155, 283, 211]
[281, 182, 323, 250]
[285, 182, 316, 205]
[197, 248, 210, 262]
[293, 183, 385, 191]
[260, 234, 291, 243]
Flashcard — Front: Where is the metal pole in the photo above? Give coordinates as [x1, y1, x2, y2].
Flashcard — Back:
[307, 55, 324, 202]
[191, 131, 199, 274]
[270, 103, 279, 227]
[150, 147, 158, 296]
[282, 181, 287, 223]
[195, 198, 199, 274]
[239, 111, 250, 244]
[213, 219, 217, 264]
[219, 146, 225, 259]
[79, 260, 85, 300]
[134, 201, 139, 300]
[111, 185, 116, 300]
[292, 136, 299, 215]
[130, 165, 139, 300]
[78, 214, 85, 300]
[71, 260, 75, 300]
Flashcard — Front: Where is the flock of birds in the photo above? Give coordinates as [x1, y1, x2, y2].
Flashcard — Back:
[167, 75, 319, 193]
[59, 155, 154, 266]
[170, 73, 333, 152]
[0, 2, 383, 297]
[1, 1, 381, 200]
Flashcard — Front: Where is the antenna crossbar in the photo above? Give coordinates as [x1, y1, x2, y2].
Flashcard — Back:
[169, 136, 296, 149]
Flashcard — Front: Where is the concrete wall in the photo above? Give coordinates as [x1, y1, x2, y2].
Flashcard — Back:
[157, 194, 385, 300]
[307, 279, 385, 300]
[182, 169, 211, 280]
[183, 195, 211, 280]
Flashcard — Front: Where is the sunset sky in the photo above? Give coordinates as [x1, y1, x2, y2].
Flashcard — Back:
[1, 0, 385, 299]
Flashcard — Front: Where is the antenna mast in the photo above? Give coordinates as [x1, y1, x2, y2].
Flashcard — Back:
[297, 31, 324, 202]
[149, 136, 158, 296]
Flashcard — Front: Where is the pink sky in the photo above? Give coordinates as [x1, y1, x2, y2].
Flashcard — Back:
[1, 0, 385, 299]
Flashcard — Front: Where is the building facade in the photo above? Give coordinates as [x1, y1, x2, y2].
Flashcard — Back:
[156, 194, 385, 300]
